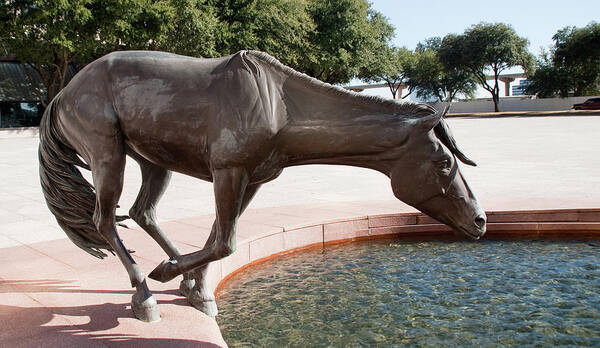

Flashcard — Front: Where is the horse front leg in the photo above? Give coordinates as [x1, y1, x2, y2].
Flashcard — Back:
[182, 183, 262, 316]
[148, 167, 248, 286]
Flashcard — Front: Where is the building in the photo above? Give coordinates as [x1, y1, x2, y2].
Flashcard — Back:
[0, 61, 75, 128]
[511, 79, 532, 96]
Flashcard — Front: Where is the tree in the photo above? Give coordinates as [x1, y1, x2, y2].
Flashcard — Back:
[525, 50, 570, 98]
[527, 22, 600, 97]
[210, 0, 315, 67]
[157, 0, 222, 58]
[439, 23, 534, 112]
[406, 37, 477, 102]
[358, 46, 413, 99]
[301, 0, 394, 84]
[0, 0, 173, 107]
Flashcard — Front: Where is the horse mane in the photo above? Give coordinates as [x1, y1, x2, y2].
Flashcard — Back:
[245, 50, 436, 118]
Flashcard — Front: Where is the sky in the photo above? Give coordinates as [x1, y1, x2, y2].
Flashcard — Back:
[369, 0, 599, 54]
[359, 0, 599, 99]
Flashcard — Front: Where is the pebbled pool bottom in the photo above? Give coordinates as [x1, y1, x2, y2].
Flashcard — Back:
[216, 239, 600, 347]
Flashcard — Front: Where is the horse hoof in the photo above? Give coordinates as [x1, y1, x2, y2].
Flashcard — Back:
[179, 278, 195, 297]
[188, 290, 218, 317]
[131, 294, 161, 323]
[148, 259, 180, 283]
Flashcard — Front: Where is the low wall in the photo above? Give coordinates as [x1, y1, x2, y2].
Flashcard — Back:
[212, 208, 600, 295]
[447, 96, 600, 113]
[0, 126, 38, 139]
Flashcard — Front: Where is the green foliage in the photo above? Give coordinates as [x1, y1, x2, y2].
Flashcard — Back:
[358, 46, 413, 99]
[439, 23, 534, 111]
[1, 0, 174, 105]
[301, 0, 394, 84]
[407, 37, 477, 102]
[527, 22, 600, 97]
[1, 0, 395, 104]
[156, 0, 221, 58]
[211, 0, 315, 67]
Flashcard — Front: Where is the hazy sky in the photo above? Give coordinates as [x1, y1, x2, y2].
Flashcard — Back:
[356, 0, 598, 98]
[370, 0, 599, 56]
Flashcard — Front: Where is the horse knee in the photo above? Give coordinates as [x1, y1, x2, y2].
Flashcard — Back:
[213, 241, 235, 259]
[129, 207, 155, 228]
[93, 211, 113, 236]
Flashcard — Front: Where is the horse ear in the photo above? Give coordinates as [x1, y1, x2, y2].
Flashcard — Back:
[434, 115, 478, 167]
[416, 105, 445, 131]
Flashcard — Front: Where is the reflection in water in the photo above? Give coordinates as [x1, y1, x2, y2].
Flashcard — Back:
[217, 240, 600, 347]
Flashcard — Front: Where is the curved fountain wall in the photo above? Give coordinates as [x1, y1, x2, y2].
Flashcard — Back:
[211, 208, 600, 295]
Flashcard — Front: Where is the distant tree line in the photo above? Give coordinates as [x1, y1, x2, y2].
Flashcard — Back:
[0, 0, 394, 107]
[525, 22, 600, 98]
[0, 0, 598, 112]
[363, 21, 598, 112]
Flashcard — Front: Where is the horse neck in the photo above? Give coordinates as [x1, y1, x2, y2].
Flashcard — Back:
[278, 79, 410, 170]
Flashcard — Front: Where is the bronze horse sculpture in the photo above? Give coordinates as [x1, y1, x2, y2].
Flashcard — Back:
[39, 50, 486, 322]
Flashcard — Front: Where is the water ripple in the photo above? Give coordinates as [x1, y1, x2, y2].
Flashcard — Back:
[217, 239, 600, 347]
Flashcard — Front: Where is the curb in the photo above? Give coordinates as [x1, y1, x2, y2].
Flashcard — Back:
[212, 208, 600, 296]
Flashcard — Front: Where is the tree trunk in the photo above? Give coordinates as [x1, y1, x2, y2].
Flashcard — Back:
[493, 73, 501, 112]
[493, 93, 500, 112]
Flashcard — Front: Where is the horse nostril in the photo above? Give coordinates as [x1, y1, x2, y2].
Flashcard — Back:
[474, 215, 486, 228]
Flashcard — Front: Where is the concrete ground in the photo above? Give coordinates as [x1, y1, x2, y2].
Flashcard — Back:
[1, 115, 599, 347]
[1, 115, 599, 248]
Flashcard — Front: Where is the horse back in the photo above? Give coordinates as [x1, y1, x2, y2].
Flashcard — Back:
[59, 51, 289, 179]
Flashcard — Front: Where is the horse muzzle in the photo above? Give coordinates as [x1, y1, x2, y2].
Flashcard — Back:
[455, 213, 487, 240]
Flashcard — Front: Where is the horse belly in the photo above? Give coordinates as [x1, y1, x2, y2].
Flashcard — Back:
[123, 123, 212, 180]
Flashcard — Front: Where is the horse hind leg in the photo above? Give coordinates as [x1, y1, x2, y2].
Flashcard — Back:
[91, 140, 160, 322]
[127, 149, 196, 295]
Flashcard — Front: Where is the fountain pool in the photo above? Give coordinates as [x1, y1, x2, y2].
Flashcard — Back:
[217, 239, 599, 347]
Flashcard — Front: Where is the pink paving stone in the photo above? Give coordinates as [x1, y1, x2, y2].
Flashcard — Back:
[536, 222, 600, 231]
[241, 205, 359, 231]
[485, 222, 541, 232]
[152, 220, 212, 248]
[6, 264, 227, 347]
[0, 295, 98, 348]
[23, 238, 120, 272]
[238, 208, 303, 228]
[370, 224, 453, 236]
[0, 244, 75, 279]
[338, 201, 410, 215]
[248, 232, 285, 262]
[282, 224, 324, 251]
[176, 215, 217, 230]
[368, 213, 418, 228]
[240, 210, 321, 231]
[416, 214, 441, 225]
[204, 261, 223, 293]
[486, 211, 580, 223]
[235, 220, 284, 241]
[220, 241, 250, 280]
[3, 116, 600, 346]
[290, 201, 390, 218]
[323, 218, 370, 242]
[578, 210, 600, 222]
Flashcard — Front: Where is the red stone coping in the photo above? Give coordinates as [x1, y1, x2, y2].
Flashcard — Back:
[211, 208, 600, 296]
[1, 207, 598, 347]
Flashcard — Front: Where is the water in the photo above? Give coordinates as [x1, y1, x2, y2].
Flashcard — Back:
[216, 239, 600, 347]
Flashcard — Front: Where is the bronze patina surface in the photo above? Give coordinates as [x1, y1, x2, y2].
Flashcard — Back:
[38, 50, 486, 322]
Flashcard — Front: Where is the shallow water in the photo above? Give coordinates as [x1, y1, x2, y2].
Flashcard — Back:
[217, 240, 600, 347]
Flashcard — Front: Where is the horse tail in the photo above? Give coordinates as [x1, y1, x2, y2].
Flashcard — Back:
[38, 93, 113, 259]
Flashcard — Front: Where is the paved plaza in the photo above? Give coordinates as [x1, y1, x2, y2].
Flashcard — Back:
[1, 115, 599, 248]
[0, 115, 599, 346]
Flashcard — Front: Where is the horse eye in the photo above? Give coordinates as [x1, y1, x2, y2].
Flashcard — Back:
[435, 159, 451, 171]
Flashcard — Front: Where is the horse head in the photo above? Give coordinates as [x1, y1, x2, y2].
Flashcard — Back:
[389, 106, 486, 239]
